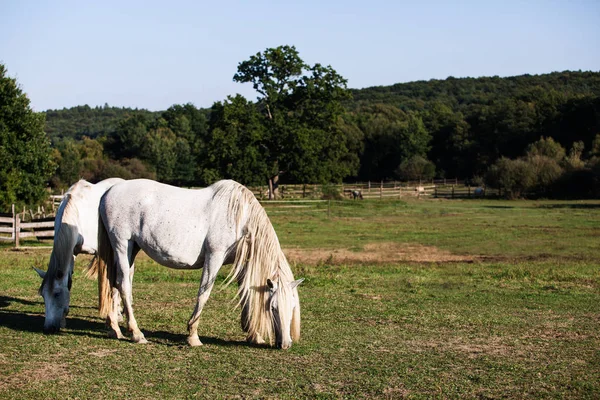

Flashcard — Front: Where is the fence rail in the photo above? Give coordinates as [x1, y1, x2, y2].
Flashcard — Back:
[2, 179, 497, 247]
[248, 180, 494, 200]
[0, 205, 54, 247]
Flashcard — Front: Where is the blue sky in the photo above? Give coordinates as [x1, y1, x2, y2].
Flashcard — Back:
[1, 0, 599, 111]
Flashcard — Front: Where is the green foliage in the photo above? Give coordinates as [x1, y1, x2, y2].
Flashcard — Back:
[0, 64, 56, 209]
[319, 183, 343, 200]
[353, 104, 431, 180]
[486, 157, 536, 198]
[564, 140, 586, 170]
[395, 155, 436, 181]
[204, 95, 269, 186]
[44, 104, 159, 142]
[233, 45, 356, 185]
[526, 136, 566, 161]
[41, 69, 600, 198]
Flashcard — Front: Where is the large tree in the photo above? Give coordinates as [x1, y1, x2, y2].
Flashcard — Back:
[0, 64, 55, 209]
[233, 45, 356, 197]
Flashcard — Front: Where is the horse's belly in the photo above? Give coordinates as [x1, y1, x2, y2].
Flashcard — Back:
[135, 230, 205, 269]
[141, 244, 204, 270]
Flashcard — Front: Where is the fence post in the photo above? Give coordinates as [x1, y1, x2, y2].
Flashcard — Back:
[11, 204, 15, 242]
[468, 185, 471, 198]
[14, 212, 20, 248]
[380, 181, 383, 200]
[327, 200, 331, 218]
[452, 186, 455, 199]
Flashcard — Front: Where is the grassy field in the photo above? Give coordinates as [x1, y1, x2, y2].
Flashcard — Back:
[1, 198, 599, 399]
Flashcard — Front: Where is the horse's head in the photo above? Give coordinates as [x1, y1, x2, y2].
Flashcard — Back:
[267, 277, 304, 350]
[34, 252, 75, 334]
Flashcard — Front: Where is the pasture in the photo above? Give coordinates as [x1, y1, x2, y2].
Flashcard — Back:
[1, 198, 599, 399]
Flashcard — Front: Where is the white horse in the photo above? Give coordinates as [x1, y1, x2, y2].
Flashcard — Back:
[94, 179, 303, 349]
[34, 178, 124, 334]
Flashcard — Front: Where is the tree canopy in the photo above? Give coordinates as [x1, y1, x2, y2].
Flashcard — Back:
[0, 64, 56, 209]
[32, 55, 600, 200]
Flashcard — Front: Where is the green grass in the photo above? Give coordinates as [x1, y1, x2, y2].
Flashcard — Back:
[1, 199, 599, 399]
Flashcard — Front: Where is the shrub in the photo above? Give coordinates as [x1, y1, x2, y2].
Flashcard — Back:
[320, 184, 344, 200]
[486, 157, 536, 198]
[395, 155, 436, 181]
[526, 137, 566, 161]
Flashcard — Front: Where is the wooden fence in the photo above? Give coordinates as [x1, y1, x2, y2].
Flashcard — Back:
[0, 205, 55, 247]
[1, 180, 499, 247]
[248, 180, 498, 200]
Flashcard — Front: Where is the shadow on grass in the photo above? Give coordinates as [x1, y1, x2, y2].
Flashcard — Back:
[0, 295, 41, 308]
[0, 308, 105, 336]
[0, 295, 263, 348]
[145, 329, 263, 348]
[537, 203, 600, 209]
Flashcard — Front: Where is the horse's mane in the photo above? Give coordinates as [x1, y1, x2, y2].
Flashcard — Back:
[39, 193, 80, 294]
[213, 180, 300, 345]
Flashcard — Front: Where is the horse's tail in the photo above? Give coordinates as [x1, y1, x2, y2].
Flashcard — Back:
[96, 215, 115, 319]
[85, 256, 98, 280]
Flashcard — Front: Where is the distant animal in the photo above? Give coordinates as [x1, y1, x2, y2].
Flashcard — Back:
[351, 190, 363, 200]
[92, 179, 303, 349]
[34, 178, 125, 334]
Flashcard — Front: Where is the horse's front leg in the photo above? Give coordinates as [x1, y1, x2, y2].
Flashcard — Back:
[115, 246, 146, 344]
[187, 251, 224, 347]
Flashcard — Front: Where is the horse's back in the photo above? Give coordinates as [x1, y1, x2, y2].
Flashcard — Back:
[101, 179, 223, 269]
[55, 178, 125, 254]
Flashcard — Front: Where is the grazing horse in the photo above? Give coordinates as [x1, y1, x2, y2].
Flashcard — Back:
[351, 190, 363, 200]
[34, 178, 124, 334]
[94, 179, 303, 349]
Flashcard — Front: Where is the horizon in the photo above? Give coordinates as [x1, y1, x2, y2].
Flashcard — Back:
[2, 1, 599, 112]
[39, 69, 600, 113]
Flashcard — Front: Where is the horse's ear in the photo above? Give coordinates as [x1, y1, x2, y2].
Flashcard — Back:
[33, 267, 46, 279]
[290, 278, 304, 289]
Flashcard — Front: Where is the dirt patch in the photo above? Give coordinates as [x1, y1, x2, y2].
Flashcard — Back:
[0, 361, 72, 390]
[284, 242, 477, 265]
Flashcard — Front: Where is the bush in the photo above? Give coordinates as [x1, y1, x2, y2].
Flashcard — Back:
[486, 157, 536, 198]
[320, 184, 344, 200]
[395, 155, 436, 181]
[527, 155, 564, 194]
[526, 137, 566, 161]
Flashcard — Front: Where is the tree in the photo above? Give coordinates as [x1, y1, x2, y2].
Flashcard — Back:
[525, 136, 566, 161]
[354, 104, 431, 180]
[486, 157, 535, 199]
[232, 45, 355, 197]
[0, 64, 56, 209]
[204, 95, 269, 186]
[395, 155, 436, 181]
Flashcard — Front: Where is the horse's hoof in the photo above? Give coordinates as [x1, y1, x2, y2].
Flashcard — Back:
[247, 335, 266, 345]
[187, 336, 203, 347]
[108, 330, 125, 340]
[132, 333, 148, 344]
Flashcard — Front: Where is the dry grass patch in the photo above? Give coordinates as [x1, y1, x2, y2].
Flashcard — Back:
[0, 361, 72, 390]
[284, 241, 477, 265]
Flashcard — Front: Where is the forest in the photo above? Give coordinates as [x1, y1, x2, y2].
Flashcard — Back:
[2, 46, 599, 208]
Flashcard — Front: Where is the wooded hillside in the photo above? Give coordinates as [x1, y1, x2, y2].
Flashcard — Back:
[43, 68, 600, 198]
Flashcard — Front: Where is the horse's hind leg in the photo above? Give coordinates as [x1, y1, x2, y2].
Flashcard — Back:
[107, 287, 125, 339]
[187, 250, 225, 347]
[115, 241, 147, 344]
